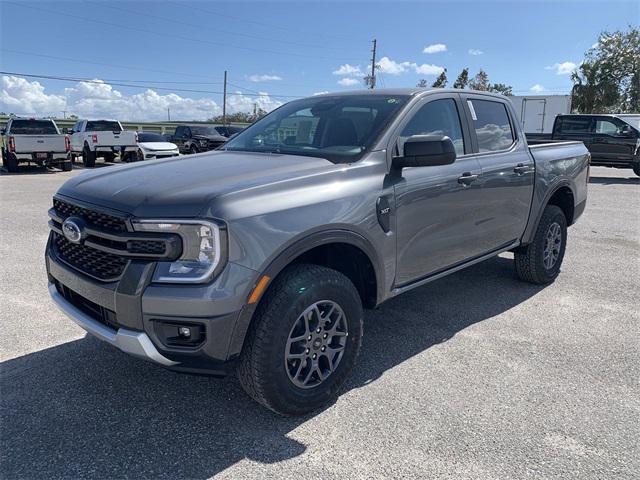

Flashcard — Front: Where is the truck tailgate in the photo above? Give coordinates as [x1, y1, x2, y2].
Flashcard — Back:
[13, 135, 67, 153]
[93, 131, 137, 147]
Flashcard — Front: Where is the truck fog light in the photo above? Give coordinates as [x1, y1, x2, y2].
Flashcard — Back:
[178, 327, 191, 338]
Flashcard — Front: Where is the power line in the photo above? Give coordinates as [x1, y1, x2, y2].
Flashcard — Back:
[0, 71, 305, 100]
[100, 3, 355, 53]
[6, 1, 362, 63]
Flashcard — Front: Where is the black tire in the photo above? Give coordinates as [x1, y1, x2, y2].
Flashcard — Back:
[515, 205, 567, 284]
[82, 145, 96, 168]
[237, 264, 363, 416]
[137, 149, 145, 162]
[61, 161, 73, 172]
[3, 151, 19, 173]
[633, 163, 640, 177]
[189, 145, 198, 155]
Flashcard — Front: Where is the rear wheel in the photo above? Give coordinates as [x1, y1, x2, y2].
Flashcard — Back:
[3, 151, 19, 173]
[237, 264, 363, 416]
[82, 145, 96, 168]
[515, 205, 567, 284]
[61, 161, 73, 172]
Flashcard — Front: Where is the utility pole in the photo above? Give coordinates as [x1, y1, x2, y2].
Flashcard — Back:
[167, 107, 170, 122]
[222, 70, 227, 126]
[364, 39, 377, 89]
[62, 110, 67, 119]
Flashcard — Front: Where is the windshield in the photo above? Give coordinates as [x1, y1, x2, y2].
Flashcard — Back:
[138, 132, 167, 142]
[10, 120, 58, 135]
[86, 121, 122, 132]
[191, 126, 220, 136]
[619, 115, 640, 130]
[223, 94, 410, 163]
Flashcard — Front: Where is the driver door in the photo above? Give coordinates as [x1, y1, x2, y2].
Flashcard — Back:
[393, 95, 485, 286]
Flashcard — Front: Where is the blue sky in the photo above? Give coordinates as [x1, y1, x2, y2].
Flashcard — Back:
[0, 0, 636, 120]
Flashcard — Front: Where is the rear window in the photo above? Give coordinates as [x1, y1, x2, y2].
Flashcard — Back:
[86, 121, 122, 132]
[468, 100, 514, 152]
[9, 120, 58, 135]
[555, 116, 592, 134]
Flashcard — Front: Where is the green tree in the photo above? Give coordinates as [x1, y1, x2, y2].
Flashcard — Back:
[416, 79, 428, 88]
[469, 69, 490, 91]
[489, 83, 513, 96]
[571, 26, 640, 113]
[453, 68, 469, 89]
[431, 69, 448, 88]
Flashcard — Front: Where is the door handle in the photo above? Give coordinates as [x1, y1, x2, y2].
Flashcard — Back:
[458, 172, 479, 185]
[513, 163, 530, 175]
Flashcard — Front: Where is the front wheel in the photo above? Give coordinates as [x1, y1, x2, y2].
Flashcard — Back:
[515, 205, 567, 284]
[237, 264, 363, 416]
[189, 145, 198, 155]
[633, 163, 640, 177]
[3, 151, 19, 173]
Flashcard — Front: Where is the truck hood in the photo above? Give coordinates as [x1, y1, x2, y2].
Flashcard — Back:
[57, 150, 338, 217]
[193, 134, 227, 142]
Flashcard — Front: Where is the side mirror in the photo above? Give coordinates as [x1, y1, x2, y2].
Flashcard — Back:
[393, 135, 456, 169]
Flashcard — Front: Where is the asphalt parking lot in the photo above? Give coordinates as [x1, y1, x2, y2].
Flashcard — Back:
[1, 164, 638, 479]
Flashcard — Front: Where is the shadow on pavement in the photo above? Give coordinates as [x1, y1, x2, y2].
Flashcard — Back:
[1, 256, 546, 478]
[589, 175, 639, 185]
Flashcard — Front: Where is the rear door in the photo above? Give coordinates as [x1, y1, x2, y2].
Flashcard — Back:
[393, 93, 485, 285]
[461, 94, 535, 251]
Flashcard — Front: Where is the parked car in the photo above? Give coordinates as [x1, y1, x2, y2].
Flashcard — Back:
[1, 118, 71, 172]
[46, 89, 589, 415]
[135, 132, 180, 161]
[68, 119, 138, 167]
[527, 114, 640, 176]
[171, 124, 235, 154]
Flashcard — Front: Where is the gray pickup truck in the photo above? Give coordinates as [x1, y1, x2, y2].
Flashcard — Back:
[46, 89, 589, 415]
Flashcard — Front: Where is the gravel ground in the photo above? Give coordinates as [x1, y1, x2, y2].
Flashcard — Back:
[1, 164, 638, 479]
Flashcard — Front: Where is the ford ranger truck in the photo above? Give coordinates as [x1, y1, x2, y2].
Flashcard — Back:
[68, 119, 138, 167]
[2, 118, 71, 172]
[46, 89, 589, 415]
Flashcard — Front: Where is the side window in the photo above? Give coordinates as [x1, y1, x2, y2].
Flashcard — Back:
[595, 118, 620, 135]
[556, 116, 592, 134]
[399, 99, 465, 156]
[468, 99, 514, 152]
[175, 126, 184, 137]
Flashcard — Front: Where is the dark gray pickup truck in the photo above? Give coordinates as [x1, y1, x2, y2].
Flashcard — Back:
[46, 89, 589, 415]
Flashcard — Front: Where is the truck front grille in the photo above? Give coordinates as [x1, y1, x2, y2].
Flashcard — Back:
[55, 281, 119, 330]
[53, 232, 128, 281]
[53, 198, 127, 233]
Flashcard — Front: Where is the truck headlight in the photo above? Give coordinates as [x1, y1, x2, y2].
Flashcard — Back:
[132, 219, 226, 283]
[199, 139, 209, 146]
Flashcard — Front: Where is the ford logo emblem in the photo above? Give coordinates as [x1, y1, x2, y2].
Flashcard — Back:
[62, 217, 85, 244]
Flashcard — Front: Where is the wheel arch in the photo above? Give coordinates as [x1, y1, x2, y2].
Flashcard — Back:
[226, 228, 384, 359]
[521, 181, 576, 246]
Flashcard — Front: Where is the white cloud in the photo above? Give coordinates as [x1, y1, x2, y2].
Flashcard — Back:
[530, 84, 545, 92]
[545, 61, 577, 75]
[247, 74, 282, 82]
[375, 57, 444, 76]
[0, 75, 66, 115]
[333, 64, 363, 76]
[415, 63, 445, 75]
[377, 57, 415, 75]
[468, 49, 483, 55]
[423, 43, 447, 54]
[0, 75, 282, 121]
[312, 91, 330, 96]
[337, 78, 360, 86]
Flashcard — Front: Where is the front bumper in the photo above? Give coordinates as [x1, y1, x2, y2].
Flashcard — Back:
[46, 237, 258, 375]
[49, 283, 178, 366]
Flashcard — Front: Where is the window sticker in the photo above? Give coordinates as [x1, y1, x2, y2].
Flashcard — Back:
[467, 100, 478, 121]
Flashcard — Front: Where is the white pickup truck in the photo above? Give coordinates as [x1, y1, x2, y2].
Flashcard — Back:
[1, 118, 71, 172]
[68, 119, 138, 167]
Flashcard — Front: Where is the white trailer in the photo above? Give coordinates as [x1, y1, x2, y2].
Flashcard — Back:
[510, 95, 572, 134]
